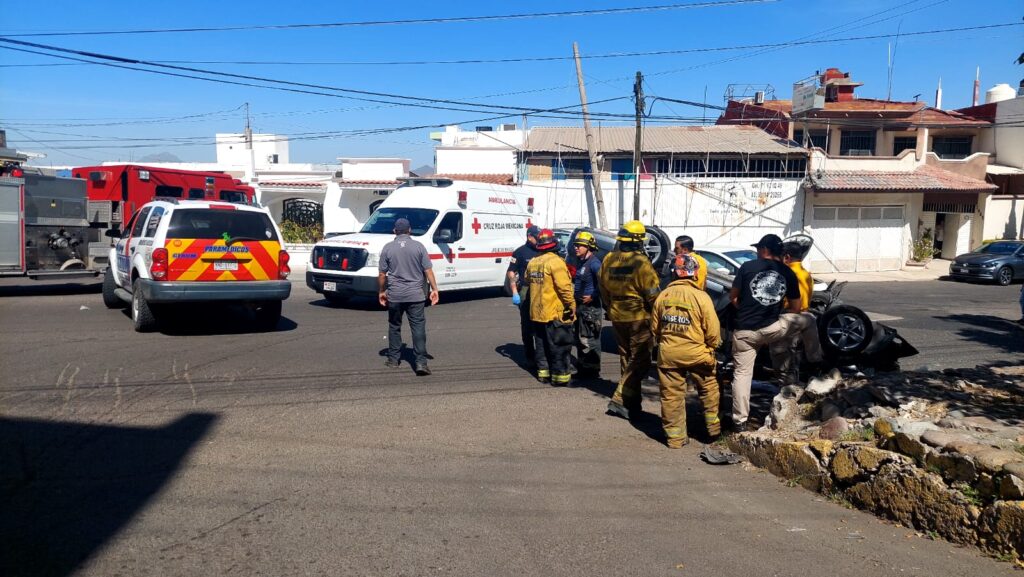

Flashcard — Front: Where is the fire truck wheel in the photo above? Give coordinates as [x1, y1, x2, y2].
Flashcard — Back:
[131, 279, 159, 332]
[254, 300, 282, 331]
[102, 268, 122, 309]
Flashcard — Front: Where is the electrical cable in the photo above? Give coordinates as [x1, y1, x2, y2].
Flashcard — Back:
[0, 0, 775, 38]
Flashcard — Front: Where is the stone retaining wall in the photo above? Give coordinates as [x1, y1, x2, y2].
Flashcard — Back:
[729, 428, 1024, 561]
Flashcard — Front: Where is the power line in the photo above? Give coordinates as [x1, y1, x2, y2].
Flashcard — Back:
[1, 23, 1016, 68]
[0, 0, 774, 38]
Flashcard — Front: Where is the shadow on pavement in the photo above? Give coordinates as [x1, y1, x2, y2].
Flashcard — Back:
[937, 313, 1024, 356]
[120, 303, 298, 336]
[0, 413, 217, 577]
[311, 288, 502, 311]
[0, 280, 101, 298]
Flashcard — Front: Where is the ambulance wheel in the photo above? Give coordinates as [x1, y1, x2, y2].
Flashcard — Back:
[254, 300, 282, 331]
[131, 279, 158, 332]
[323, 292, 348, 306]
[102, 268, 122, 309]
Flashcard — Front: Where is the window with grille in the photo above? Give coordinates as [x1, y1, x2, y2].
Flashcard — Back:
[893, 136, 917, 156]
[551, 158, 591, 180]
[839, 131, 876, 156]
[794, 130, 828, 150]
[932, 136, 973, 160]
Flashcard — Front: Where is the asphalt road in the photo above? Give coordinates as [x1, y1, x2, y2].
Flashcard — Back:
[0, 277, 1019, 577]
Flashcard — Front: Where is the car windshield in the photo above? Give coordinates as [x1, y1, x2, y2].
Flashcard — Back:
[166, 209, 278, 241]
[725, 249, 757, 264]
[360, 207, 438, 235]
[977, 242, 1020, 255]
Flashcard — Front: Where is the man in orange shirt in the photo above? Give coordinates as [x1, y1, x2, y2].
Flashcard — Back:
[770, 241, 824, 383]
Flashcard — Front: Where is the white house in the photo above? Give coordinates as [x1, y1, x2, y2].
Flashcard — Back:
[431, 124, 525, 178]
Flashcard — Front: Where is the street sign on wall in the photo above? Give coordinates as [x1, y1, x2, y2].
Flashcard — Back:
[792, 83, 825, 115]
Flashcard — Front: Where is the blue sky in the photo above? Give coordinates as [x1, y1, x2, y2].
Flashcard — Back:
[1, 0, 1020, 168]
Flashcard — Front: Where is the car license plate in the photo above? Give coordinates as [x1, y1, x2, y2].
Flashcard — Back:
[323, 281, 337, 292]
[214, 261, 238, 271]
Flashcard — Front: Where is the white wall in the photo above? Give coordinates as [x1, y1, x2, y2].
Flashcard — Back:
[336, 158, 409, 181]
[994, 96, 1024, 169]
[215, 133, 290, 171]
[436, 147, 518, 175]
[521, 176, 805, 248]
[983, 195, 1024, 240]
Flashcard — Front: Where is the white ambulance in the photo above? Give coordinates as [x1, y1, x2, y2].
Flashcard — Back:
[305, 178, 535, 303]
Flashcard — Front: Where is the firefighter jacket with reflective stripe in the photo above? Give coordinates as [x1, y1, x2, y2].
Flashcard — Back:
[598, 249, 660, 322]
[651, 278, 721, 368]
[527, 252, 576, 323]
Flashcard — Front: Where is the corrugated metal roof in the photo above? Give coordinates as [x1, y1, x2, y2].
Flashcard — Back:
[811, 164, 997, 193]
[523, 125, 802, 155]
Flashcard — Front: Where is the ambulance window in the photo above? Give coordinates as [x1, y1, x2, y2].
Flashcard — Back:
[188, 188, 206, 200]
[131, 207, 151, 237]
[360, 207, 438, 236]
[155, 185, 183, 198]
[434, 212, 463, 243]
[144, 206, 165, 237]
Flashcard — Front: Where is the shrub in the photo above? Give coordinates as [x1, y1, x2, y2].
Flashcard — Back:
[910, 227, 934, 262]
[280, 220, 323, 244]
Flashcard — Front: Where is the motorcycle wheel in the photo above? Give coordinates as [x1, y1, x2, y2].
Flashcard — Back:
[818, 304, 873, 357]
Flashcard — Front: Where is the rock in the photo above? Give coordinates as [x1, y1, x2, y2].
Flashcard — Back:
[1002, 475, 1024, 500]
[1004, 462, 1024, 478]
[853, 446, 903, 472]
[925, 452, 978, 484]
[845, 463, 979, 545]
[840, 386, 876, 409]
[946, 409, 966, 419]
[874, 418, 895, 439]
[978, 500, 1024, 559]
[728, 435, 830, 492]
[766, 394, 800, 430]
[805, 374, 839, 398]
[780, 384, 803, 400]
[921, 430, 963, 450]
[976, 473, 998, 499]
[819, 417, 850, 440]
[894, 432, 929, 462]
[819, 400, 842, 421]
[973, 448, 1024, 476]
[896, 419, 941, 439]
[865, 384, 899, 407]
[830, 448, 861, 484]
[808, 440, 834, 464]
[867, 406, 895, 419]
[830, 445, 903, 484]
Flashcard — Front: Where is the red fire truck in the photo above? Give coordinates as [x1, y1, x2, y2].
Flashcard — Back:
[0, 162, 256, 279]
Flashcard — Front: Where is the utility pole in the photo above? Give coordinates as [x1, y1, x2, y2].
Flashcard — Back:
[572, 42, 607, 230]
[244, 102, 257, 184]
[632, 71, 644, 221]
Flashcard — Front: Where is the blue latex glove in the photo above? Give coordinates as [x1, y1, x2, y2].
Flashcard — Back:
[512, 293, 521, 306]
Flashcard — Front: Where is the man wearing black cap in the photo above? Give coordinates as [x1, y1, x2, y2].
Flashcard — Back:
[507, 225, 541, 366]
[378, 217, 439, 376]
[728, 233, 801, 429]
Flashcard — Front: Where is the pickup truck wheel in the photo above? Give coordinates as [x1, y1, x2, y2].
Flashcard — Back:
[102, 268, 122, 309]
[131, 279, 158, 332]
[254, 300, 282, 331]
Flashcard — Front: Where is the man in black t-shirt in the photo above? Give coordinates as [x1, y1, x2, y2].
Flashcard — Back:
[507, 226, 541, 366]
[729, 234, 801, 430]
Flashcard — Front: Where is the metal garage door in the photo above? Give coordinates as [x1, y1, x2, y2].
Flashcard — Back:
[811, 205, 905, 272]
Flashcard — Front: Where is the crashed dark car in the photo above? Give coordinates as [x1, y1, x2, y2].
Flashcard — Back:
[565, 228, 917, 371]
[949, 240, 1024, 286]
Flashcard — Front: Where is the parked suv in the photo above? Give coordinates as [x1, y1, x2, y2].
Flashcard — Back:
[102, 199, 292, 332]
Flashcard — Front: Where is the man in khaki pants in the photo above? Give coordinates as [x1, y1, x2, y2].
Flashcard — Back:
[729, 234, 801, 430]
[652, 254, 722, 447]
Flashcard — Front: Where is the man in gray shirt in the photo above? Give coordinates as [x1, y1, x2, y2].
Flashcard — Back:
[378, 218, 440, 375]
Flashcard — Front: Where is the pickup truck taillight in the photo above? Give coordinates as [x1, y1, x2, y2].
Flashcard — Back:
[278, 250, 291, 280]
[151, 248, 168, 280]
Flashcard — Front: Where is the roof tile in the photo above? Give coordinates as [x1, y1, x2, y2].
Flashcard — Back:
[811, 164, 997, 193]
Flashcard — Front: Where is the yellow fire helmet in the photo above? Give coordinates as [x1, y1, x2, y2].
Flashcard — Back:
[616, 220, 647, 243]
[572, 230, 598, 251]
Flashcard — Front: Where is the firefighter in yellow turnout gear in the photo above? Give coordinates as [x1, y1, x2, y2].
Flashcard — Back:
[526, 229, 576, 385]
[598, 220, 661, 419]
[652, 254, 722, 447]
